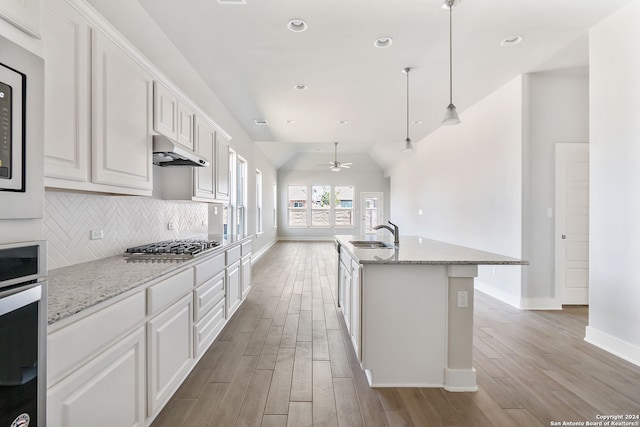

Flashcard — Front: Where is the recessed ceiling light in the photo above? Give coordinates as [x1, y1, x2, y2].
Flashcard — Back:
[338, 120, 349, 124]
[501, 35, 523, 47]
[286, 120, 296, 124]
[254, 119, 269, 125]
[294, 84, 308, 91]
[374, 37, 393, 48]
[288, 19, 307, 32]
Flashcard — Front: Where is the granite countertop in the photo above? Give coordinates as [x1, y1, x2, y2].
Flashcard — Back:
[335, 235, 527, 265]
[47, 234, 251, 325]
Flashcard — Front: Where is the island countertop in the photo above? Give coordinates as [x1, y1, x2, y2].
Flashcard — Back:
[335, 235, 527, 265]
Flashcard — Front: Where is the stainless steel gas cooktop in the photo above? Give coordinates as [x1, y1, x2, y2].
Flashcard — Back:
[124, 239, 221, 261]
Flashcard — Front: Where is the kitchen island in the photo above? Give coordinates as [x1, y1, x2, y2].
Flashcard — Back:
[335, 235, 526, 391]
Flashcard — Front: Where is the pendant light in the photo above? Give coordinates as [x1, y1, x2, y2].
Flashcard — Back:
[403, 67, 414, 151]
[442, 0, 461, 125]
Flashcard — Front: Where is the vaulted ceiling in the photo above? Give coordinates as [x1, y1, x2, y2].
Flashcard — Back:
[135, 0, 629, 171]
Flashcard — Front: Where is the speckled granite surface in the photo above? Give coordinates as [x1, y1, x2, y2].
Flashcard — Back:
[335, 235, 527, 265]
[47, 235, 250, 325]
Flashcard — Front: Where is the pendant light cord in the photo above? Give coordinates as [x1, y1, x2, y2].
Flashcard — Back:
[405, 67, 410, 142]
[449, 3, 453, 105]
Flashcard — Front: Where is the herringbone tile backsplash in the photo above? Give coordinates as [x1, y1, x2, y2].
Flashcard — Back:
[44, 191, 208, 270]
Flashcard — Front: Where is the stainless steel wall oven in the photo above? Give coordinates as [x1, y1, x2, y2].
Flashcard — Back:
[0, 241, 47, 427]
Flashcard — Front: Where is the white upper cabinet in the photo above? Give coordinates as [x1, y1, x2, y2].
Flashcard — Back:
[91, 28, 153, 191]
[152, 80, 178, 140]
[153, 80, 195, 150]
[43, 0, 154, 196]
[43, 0, 90, 182]
[177, 102, 195, 150]
[194, 115, 215, 200]
[215, 133, 230, 201]
[0, 0, 42, 38]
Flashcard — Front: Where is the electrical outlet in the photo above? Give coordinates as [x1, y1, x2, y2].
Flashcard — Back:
[457, 291, 468, 308]
[167, 222, 175, 230]
[201, 220, 207, 226]
[90, 229, 104, 240]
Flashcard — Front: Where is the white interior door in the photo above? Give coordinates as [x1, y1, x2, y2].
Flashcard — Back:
[555, 143, 589, 305]
[360, 192, 383, 234]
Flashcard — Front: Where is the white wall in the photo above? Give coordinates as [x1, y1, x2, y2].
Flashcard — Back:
[389, 76, 524, 307]
[522, 69, 589, 304]
[278, 153, 389, 240]
[587, 1, 640, 365]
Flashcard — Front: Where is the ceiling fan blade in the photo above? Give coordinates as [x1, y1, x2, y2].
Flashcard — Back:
[341, 165, 351, 168]
[341, 162, 353, 166]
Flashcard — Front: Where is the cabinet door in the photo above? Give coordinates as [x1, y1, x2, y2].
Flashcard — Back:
[0, 0, 41, 38]
[92, 29, 153, 191]
[176, 102, 195, 150]
[43, 0, 90, 182]
[226, 261, 241, 319]
[351, 263, 361, 361]
[153, 80, 177, 140]
[147, 294, 193, 416]
[47, 327, 145, 427]
[342, 262, 351, 332]
[215, 134, 230, 201]
[194, 116, 215, 199]
[241, 255, 251, 299]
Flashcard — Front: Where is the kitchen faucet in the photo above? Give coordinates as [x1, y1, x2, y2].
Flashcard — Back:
[373, 221, 399, 246]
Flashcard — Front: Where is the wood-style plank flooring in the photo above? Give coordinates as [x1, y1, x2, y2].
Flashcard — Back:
[151, 242, 640, 427]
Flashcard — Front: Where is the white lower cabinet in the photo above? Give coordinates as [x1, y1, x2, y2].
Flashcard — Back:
[47, 240, 253, 426]
[226, 260, 241, 319]
[241, 255, 251, 299]
[350, 260, 362, 362]
[147, 293, 193, 417]
[47, 327, 146, 427]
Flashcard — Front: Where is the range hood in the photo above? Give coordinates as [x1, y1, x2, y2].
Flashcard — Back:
[152, 135, 210, 167]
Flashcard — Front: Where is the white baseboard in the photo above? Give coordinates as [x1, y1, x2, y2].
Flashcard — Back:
[251, 239, 277, 264]
[474, 280, 521, 309]
[585, 326, 640, 367]
[444, 368, 478, 392]
[277, 236, 335, 241]
[519, 297, 562, 310]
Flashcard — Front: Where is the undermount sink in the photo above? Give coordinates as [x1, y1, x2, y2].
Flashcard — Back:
[349, 240, 396, 249]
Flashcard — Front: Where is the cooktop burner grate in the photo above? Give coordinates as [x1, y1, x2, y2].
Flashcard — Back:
[125, 239, 220, 257]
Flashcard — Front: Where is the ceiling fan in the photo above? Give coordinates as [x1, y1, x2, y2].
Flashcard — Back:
[329, 142, 352, 172]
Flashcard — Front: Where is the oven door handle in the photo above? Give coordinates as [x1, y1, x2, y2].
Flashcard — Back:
[0, 285, 41, 317]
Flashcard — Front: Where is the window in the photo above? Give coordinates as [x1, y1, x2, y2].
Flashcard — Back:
[288, 185, 308, 227]
[273, 183, 277, 228]
[236, 156, 247, 237]
[334, 186, 354, 227]
[311, 185, 331, 227]
[256, 169, 263, 234]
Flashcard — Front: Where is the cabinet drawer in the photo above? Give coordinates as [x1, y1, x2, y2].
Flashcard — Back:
[48, 291, 145, 385]
[194, 299, 225, 357]
[241, 241, 252, 256]
[226, 245, 241, 265]
[148, 268, 194, 316]
[195, 252, 225, 286]
[194, 270, 225, 322]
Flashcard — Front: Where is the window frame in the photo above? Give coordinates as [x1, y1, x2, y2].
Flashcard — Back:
[287, 184, 309, 228]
